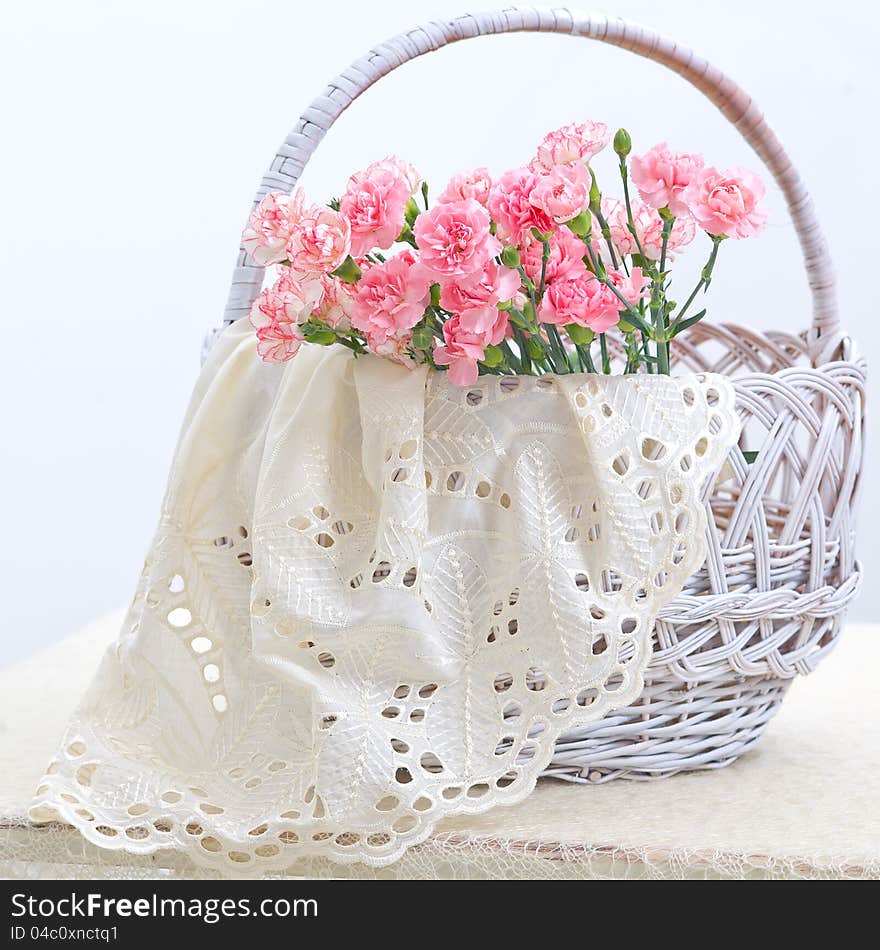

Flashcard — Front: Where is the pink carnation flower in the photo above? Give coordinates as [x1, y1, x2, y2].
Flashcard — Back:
[520, 229, 589, 285]
[539, 276, 621, 333]
[433, 314, 492, 386]
[241, 190, 304, 266]
[531, 121, 610, 173]
[682, 166, 767, 238]
[607, 266, 649, 308]
[351, 253, 432, 343]
[438, 167, 493, 207]
[530, 164, 591, 225]
[340, 158, 417, 257]
[249, 270, 322, 330]
[413, 199, 501, 279]
[249, 271, 323, 363]
[631, 144, 704, 216]
[367, 327, 418, 368]
[600, 198, 695, 261]
[439, 261, 520, 334]
[487, 168, 554, 244]
[287, 206, 351, 276]
[313, 276, 355, 331]
[369, 155, 421, 194]
[253, 322, 305, 363]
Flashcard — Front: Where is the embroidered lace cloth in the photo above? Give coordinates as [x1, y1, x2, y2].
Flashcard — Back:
[30, 320, 739, 873]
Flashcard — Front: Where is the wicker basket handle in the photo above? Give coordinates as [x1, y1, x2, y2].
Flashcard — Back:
[217, 7, 839, 357]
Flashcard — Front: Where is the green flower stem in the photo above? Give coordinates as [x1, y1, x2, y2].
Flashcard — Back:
[618, 156, 649, 265]
[599, 333, 611, 374]
[592, 205, 620, 271]
[537, 239, 551, 301]
[517, 265, 540, 320]
[577, 342, 597, 373]
[500, 340, 522, 373]
[675, 234, 724, 324]
[640, 330, 654, 374]
[511, 325, 534, 374]
[545, 324, 573, 373]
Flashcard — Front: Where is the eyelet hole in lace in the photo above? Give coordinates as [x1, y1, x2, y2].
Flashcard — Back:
[167, 608, 192, 629]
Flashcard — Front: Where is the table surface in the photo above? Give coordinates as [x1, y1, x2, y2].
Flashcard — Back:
[1, 612, 878, 879]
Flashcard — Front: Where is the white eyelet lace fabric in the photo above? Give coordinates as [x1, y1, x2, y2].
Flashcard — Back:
[30, 320, 739, 874]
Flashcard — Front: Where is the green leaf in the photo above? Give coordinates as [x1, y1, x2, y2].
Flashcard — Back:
[670, 309, 707, 336]
[743, 450, 759, 464]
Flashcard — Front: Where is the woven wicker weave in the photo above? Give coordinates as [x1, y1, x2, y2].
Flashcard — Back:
[206, 7, 865, 782]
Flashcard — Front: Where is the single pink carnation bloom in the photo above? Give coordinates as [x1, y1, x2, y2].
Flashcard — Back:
[531, 121, 610, 173]
[607, 266, 649, 308]
[366, 326, 418, 368]
[313, 276, 355, 331]
[249, 270, 323, 331]
[438, 167, 493, 207]
[287, 206, 351, 276]
[368, 155, 421, 195]
[539, 276, 621, 333]
[340, 160, 415, 257]
[682, 166, 767, 238]
[529, 163, 591, 225]
[433, 314, 491, 386]
[254, 322, 306, 363]
[413, 198, 501, 279]
[487, 168, 554, 244]
[600, 197, 695, 261]
[520, 229, 589, 285]
[439, 261, 520, 334]
[241, 190, 305, 266]
[249, 271, 321, 363]
[631, 144, 704, 216]
[351, 253, 432, 343]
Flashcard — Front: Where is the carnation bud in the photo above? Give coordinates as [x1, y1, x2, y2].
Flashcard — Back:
[566, 212, 592, 240]
[405, 197, 421, 228]
[566, 324, 595, 345]
[526, 336, 545, 360]
[481, 344, 504, 368]
[430, 282, 441, 307]
[500, 246, 521, 269]
[588, 169, 601, 214]
[613, 128, 632, 159]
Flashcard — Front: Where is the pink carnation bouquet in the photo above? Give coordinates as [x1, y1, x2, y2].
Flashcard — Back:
[243, 123, 766, 383]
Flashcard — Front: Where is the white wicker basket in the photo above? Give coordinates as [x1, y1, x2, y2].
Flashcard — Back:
[206, 7, 865, 782]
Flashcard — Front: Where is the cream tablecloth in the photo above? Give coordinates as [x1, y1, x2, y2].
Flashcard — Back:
[1, 612, 877, 879]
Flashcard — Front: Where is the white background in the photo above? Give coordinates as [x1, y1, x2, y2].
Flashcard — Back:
[0, 0, 875, 664]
